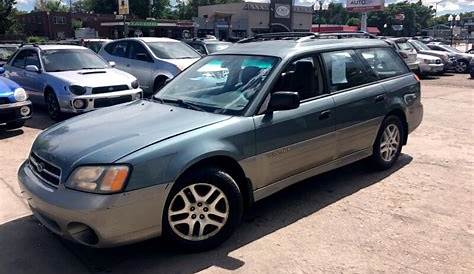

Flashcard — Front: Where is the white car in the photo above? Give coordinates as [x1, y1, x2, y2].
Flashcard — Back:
[99, 37, 201, 97]
[417, 53, 444, 75]
[2, 44, 142, 120]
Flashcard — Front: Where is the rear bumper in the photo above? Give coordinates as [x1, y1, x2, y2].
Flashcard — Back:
[0, 100, 32, 123]
[61, 89, 143, 113]
[407, 101, 423, 134]
[18, 161, 170, 247]
[407, 61, 420, 71]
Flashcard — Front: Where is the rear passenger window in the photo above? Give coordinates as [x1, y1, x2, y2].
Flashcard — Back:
[358, 48, 409, 79]
[105, 41, 128, 58]
[321, 50, 368, 92]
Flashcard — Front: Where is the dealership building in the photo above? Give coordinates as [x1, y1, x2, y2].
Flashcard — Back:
[195, 2, 313, 40]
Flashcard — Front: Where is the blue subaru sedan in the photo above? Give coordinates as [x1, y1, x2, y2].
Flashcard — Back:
[0, 71, 32, 129]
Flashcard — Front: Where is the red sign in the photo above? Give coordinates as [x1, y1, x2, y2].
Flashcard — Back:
[346, 0, 384, 12]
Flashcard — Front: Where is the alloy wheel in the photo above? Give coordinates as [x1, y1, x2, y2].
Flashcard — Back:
[380, 124, 400, 162]
[167, 183, 229, 241]
[455, 61, 467, 73]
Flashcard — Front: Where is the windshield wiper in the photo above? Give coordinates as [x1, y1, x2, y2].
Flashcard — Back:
[159, 98, 206, 112]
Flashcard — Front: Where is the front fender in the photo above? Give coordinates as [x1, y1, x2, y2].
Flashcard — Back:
[119, 117, 255, 191]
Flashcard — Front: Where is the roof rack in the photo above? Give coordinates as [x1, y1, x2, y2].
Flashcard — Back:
[237, 32, 319, 43]
[318, 31, 377, 39]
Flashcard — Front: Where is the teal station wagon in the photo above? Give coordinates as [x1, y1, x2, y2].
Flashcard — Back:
[18, 33, 423, 250]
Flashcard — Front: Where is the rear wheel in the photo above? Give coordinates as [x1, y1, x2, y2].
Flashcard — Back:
[45, 90, 62, 121]
[163, 167, 243, 251]
[153, 76, 168, 95]
[371, 116, 404, 170]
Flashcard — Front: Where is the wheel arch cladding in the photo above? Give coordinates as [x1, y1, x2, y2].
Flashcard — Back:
[176, 155, 254, 211]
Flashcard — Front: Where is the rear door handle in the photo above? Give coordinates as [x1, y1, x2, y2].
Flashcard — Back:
[319, 110, 331, 120]
[375, 95, 385, 103]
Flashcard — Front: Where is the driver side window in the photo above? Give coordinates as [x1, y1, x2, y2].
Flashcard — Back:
[272, 55, 325, 101]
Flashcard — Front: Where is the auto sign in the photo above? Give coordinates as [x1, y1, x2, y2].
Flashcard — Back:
[346, 0, 385, 12]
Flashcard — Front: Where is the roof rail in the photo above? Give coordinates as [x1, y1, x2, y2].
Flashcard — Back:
[237, 32, 319, 43]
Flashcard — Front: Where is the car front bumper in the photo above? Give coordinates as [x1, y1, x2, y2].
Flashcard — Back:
[18, 161, 171, 247]
[419, 63, 444, 74]
[61, 89, 143, 113]
[0, 100, 32, 123]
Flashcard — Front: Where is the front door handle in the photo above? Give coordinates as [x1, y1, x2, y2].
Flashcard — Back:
[375, 95, 385, 103]
[319, 110, 331, 120]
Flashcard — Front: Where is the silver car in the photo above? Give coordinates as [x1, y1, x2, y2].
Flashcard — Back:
[99, 37, 201, 97]
[384, 38, 419, 71]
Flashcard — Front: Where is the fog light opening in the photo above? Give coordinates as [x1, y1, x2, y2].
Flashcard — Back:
[20, 106, 31, 116]
[67, 222, 99, 245]
[73, 99, 87, 109]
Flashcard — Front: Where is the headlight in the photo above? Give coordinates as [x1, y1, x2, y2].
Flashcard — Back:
[131, 80, 139, 89]
[14, 87, 27, 102]
[69, 85, 87, 95]
[66, 165, 130, 193]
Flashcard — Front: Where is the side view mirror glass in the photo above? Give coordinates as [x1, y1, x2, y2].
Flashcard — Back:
[268, 91, 300, 112]
[25, 65, 40, 73]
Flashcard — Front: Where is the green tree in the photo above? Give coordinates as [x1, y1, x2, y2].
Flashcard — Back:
[35, 0, 69, 12]
[346, 17, 360, 26]
[0, 0, 16, 34]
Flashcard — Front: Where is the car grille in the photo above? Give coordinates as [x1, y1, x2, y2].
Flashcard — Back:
[29, 153, 61, 187]
[94, 95, 132, 108]
[0, 98, 10, 105]
[91, 85, 129, 94]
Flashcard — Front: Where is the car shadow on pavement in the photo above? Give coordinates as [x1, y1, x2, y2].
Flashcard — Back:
[0, 154, 413, 274]
[24, 107, 57, 130]
[0, 128, 24, 140]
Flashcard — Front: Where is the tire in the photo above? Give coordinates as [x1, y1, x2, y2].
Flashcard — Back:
[153, 76, 168, 95]
[163, 167, 243, 251]
[5, 120, 25, 129]
[455, 60, 468, 73]
[45, 90, 62, 121]
[370, 115, 404, 170]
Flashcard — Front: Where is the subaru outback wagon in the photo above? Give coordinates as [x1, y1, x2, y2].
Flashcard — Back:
[18, 33, 423, 250]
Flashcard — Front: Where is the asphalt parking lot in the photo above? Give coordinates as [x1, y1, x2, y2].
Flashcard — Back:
[0, 73, 473, 274]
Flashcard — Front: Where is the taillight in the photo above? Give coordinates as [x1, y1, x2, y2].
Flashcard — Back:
[414, 74, 420, 82]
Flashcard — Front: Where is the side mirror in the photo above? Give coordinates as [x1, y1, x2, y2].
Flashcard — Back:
[25, 65, 40, 73]
[108, 61, 116, 67]
[268, 91, 300, 112]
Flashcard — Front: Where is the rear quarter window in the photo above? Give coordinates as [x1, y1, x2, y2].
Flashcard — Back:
[357, 48, 409, 80]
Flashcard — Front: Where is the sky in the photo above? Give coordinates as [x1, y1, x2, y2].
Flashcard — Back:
[15, 0, 474, 16]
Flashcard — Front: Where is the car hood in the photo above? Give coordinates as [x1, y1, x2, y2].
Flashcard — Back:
[417, 53, 439, 61]
[419, 50, 448, 59]
[166, 58, 199, 71]
[32, 100, 231, 176]
[48, 68, 136, 87]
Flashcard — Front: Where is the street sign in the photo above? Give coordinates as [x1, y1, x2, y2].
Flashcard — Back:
[118, 0, 129, 15]
[346, 0, 384, 12]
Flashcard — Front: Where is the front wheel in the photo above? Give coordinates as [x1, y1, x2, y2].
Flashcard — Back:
[371, 116, 404, 170]
[5, 120, 25, 129]
[455, 60, 468, 73]
[163, 167, 243, 251]
[45, 91, 62, 121]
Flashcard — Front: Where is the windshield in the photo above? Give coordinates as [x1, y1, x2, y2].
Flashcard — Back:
[155, 55, 279, 115]
[207, 43, 232, 53]
[41, 49, 108, 72]
[0, 47, 17, 61]
[410, 40, 430, 51]
[147, 41, 201, 59]
[397, 42, 414, 51]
